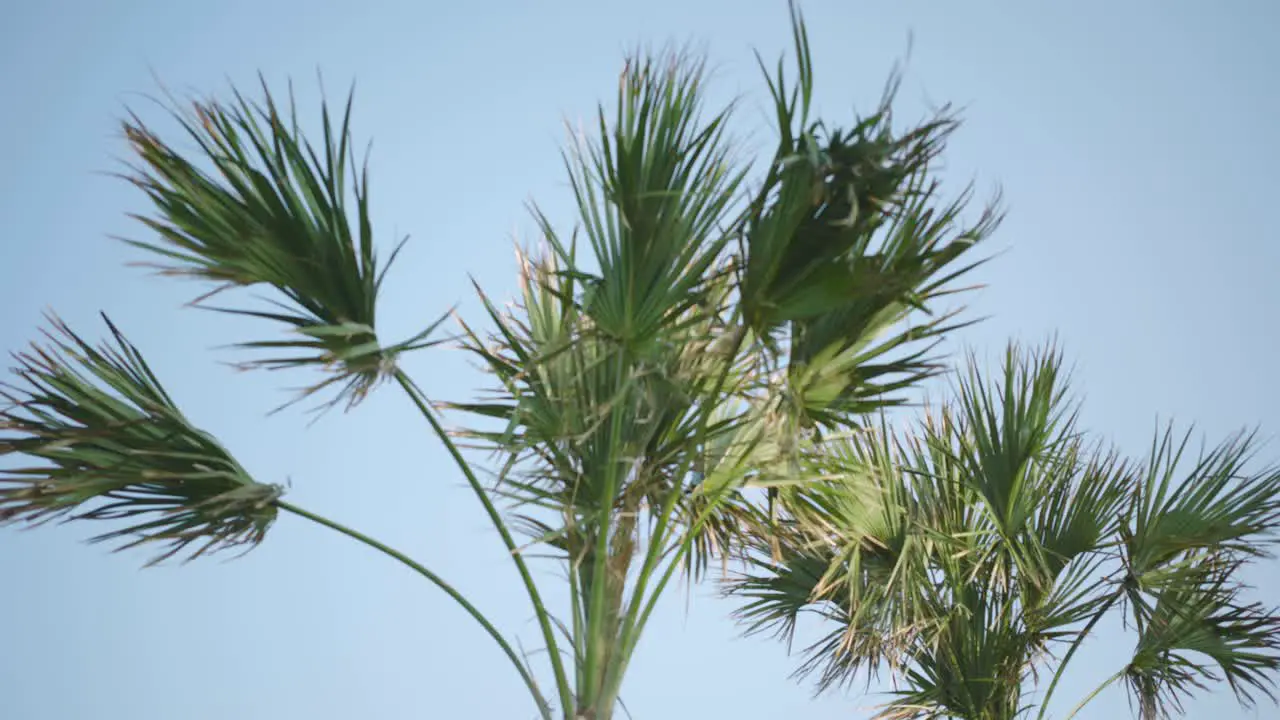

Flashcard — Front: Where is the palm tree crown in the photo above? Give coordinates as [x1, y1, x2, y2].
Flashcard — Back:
[3, 4, 1277, 719]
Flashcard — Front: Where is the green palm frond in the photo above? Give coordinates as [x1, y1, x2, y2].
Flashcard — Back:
[727, 421, 958, 692]
[0, 314, 281, 565]
[730, 536, 830, 642]
[1099, 426, 1280, 718]
[1024, 447, 1127, 589]
[1124, 425, 1280, 587]
[457, 244, 753, 558]
[731, 343, 1194, 718]
[448, 36, 756, 551]
[736, 4, 1000, 429]
[946, 343, 1077, 538]
[446, 41, 762, 715]
[1123, 555, 1280, 719]
[121, 78, 444, 411]
[877, 585, 1033, 720]
[942, 343, 1136, 621]
[555, 47, 745, 350]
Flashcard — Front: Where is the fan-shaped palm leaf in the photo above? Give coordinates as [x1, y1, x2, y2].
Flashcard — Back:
[121, 78, 444, 411]
[736, 4, 1001, 428]
[1124, 425, 1280, 588]
[1121, 555, 1280, 719]
[563, 50, 746, 350]
[0, 314, 281, 565]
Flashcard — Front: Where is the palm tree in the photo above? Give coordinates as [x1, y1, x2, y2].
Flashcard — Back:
[729, 343, 1280, 719]
[0, 5, 1001, 718]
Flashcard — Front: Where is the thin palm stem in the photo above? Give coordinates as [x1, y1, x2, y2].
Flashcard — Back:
[393, 370, 575, 718]
[581, 352, 631, 718]
[605, 322, 748, 702]
[1063, 668, 1126, 720]
[275, 500, 551, 718]
[1035, 590, 1120, 720]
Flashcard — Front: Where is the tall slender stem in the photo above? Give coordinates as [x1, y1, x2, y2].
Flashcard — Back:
[579, 353, 631, 719]
[601, 322, 748, 708]
[1035, 590, 1120, 720]
[393, 370, 575, 718]
[1063, 668, 1125, 720]
[275, 499, 550, 719]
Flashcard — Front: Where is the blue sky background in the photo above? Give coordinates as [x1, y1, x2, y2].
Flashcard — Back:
[3, 1, 1279, 718]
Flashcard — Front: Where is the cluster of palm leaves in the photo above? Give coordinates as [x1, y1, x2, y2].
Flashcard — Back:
[731, 345, 1280, 718]
[3, 5, 1278, 719]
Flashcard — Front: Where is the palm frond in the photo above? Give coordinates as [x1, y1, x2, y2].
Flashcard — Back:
[446, 42, 761, 714]
[736, 4, 1000, 428]
[1124, 555, 1280, 719]
[946, 342, 1077, 539]
[730, 343, 1190, 718]
[0, 314, 281, 565]
[562, 46, 745, 350]
[1106, 426, 1280, 718]
[876, 589, 1033, 720]
[726, 421, 958, 692]
[120, 77, 443, 411]
[1024, 447, 1127, 592]
[1124, 425, 1280, 588]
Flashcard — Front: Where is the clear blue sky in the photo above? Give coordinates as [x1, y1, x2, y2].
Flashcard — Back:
[2, 1, 1278, 718]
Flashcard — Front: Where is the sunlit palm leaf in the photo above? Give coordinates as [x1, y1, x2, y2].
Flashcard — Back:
[0, 314, 281, 565]
[727, 421, 961, 691]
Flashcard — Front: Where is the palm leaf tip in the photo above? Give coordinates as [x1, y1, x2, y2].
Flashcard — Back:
[120, 77, 436, 410]
[0, 313, 282, 565]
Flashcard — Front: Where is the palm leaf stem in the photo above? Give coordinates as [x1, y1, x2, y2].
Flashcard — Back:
[275, 499, 551, 718]
[392, 369, 575, 717]
[1034, 590, 1121, 720]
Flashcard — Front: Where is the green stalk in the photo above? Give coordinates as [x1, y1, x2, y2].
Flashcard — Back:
[1062, 668, 1125, 720]
[597, 472, 754, 708]
[1034, 590, 1120, 720]
[275, 500, 550, 719]
[393, 370, 575, 718]
[569, 558, 587, 692]
[627, 429, 769, 668]
[580, 353, 631, 718]
[599, 322, 748, 708]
